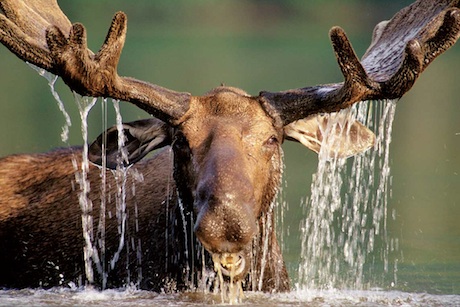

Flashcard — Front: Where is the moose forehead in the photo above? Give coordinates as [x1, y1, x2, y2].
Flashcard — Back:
[180, 87, 279, 145]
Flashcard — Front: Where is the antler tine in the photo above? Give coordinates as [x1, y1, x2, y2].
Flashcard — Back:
[260, 0, 460, 126]
[0, 0, 190, 124]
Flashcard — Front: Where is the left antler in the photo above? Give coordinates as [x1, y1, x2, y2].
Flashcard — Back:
[260, 0, 460, 126]
[0, 0, 190, 125]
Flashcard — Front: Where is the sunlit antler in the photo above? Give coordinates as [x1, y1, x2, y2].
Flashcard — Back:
[0, 1, 190, 124]
[260, 0, 460, 126]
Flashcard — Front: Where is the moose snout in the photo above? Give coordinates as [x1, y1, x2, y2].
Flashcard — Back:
[194, 181, 258, 255]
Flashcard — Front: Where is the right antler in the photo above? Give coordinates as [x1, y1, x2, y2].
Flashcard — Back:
[0, 0, 190, 125]
[260, 0, 460, 126]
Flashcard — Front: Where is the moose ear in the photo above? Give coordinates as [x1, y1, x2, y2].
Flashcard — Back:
[284, 114, 375, 159]
[88, 118, 172, 169]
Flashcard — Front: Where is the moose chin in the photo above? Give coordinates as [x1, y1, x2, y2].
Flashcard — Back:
[0, 0, 459, 294]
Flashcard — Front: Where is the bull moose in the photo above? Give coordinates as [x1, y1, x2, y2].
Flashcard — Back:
[0, 0, 459, 296]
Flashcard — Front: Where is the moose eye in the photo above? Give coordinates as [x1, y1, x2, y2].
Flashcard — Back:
[265, 135, 279, 146]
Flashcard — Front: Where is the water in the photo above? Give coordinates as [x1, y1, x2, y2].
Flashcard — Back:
[298, 100, 398, 290]
[73, 94, 99, 285]
[33, 67, 137, 289]
[73, 96, 140, 288]
[107, 99, 130, 277]
[98, 98, 109, 289]
[28, 64, 72, 143]
[1, 288, 459, 306]
[32, 66, 105, 286]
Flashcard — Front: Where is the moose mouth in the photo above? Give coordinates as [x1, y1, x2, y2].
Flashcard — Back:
[212, 252, 246, 279]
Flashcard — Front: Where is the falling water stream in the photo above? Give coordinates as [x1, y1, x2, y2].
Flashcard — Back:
[73, 94, 98, 285]
[74, 97, 136, 289]
[27, 64, 72, 143]
[297, 99, 398, 291]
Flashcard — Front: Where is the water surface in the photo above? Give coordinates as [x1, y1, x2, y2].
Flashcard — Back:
[1, 287, 459, 306]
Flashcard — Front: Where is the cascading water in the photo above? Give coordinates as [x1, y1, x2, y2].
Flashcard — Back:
[32, 65, 140, 288]
[108, 100, 129, 277]
[98, 98, 108, 289]
[297, 99, 398, 291]
[73, 94, 99, 285]
[27, 64, 72, 143]
[72, 96, 138, 288]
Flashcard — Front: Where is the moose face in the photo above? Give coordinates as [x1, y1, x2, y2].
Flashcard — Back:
[173, 87, 283, 279]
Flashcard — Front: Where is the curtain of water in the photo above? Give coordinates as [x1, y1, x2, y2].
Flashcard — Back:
[33, 65, 138, 287]
[32, 67, 102, 285]
[30, 67, 101, 285]
[297, 100, 398, 290]
[71, 97, 135, 287]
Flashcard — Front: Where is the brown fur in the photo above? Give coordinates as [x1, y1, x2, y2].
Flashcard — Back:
[0, 147, 179, 289]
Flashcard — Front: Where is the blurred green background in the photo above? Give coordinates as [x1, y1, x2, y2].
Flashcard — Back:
[0, 0, 459, 294]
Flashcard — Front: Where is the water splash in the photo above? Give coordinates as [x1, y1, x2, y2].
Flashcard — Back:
[298, 100, 398, 290]
[1, 287, 459, 306]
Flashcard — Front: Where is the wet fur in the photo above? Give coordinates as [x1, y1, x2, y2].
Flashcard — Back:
[0, 146, 288, 291]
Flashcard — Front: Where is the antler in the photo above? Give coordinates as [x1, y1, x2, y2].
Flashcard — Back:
[0, 0, 190, 124]
[1, 1, 459, 126]
[260, 0, 460, 126]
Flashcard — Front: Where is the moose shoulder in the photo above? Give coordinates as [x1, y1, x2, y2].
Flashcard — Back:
[0, 0, 459, 293]
[0, 147, 176, 289]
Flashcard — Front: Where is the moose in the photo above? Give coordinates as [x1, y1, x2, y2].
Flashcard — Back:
[0, 0, 459, 294]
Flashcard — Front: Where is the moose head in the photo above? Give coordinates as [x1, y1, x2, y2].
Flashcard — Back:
[0, 0, 459, 292]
